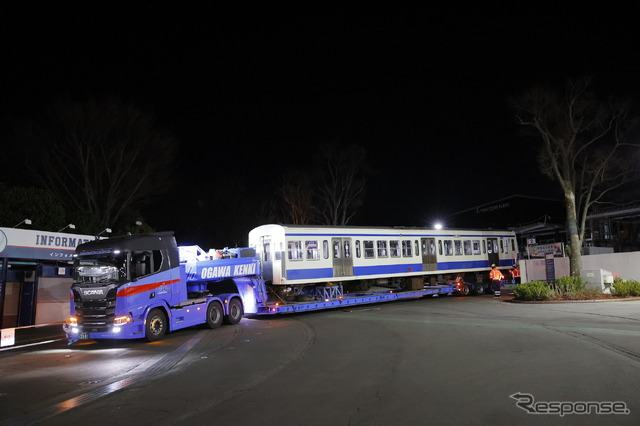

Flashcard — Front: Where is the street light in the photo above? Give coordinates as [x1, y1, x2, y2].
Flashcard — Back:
[57, 224, 76, 233]
[97, 228, 112, 238]
[13, 218, 32, 228]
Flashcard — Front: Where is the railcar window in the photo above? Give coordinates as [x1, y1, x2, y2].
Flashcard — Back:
[500, 239, 505, 253]
[415, 240, 419, 256]
[430, 240, 436, 255]
[511, 238, 516, 252]
[402, 240, 412, 257]
[323, 240, 329, 259]
[288, 241, 303, 260]
[454, 240, 462, 255]
[390, 240, 400, 257]
[482, 240, 486, 254]
[377, 241, 388, 257]
[306, 240, 319, 260]
[333, 240, 341, 258]
[355, 240, 361, 258]
[438, 240, 443, 255]
[344, 240, 352, 258]
[464, 240, 472, 255]
[444, 240, 453, 256]
[364, 240, 375, 258]
[472, 240, 481, 255]
[263, 242, 271, 261]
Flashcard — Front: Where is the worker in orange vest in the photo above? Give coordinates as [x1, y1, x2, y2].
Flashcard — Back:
[489, 264, 504, 297]
[510, 264, 521, 285]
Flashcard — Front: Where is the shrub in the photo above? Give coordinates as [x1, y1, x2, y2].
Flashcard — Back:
[512, 281, 552, 301]
[612, 279, 640, 297]
[553, 276, 585, 293]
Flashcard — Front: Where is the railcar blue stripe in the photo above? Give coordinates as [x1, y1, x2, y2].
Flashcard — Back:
[437, 260, 489, 269]
[286, 268, 334, 280]
[284, 259, 516, 281]
[354, 264, 423, 275]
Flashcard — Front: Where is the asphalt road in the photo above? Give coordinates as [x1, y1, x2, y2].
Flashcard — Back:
[1, 295, 639, 425]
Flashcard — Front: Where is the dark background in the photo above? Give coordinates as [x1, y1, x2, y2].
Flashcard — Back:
[2, 4, 640, 244]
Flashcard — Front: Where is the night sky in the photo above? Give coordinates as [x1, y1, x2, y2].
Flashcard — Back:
[2, 4, 640, 242]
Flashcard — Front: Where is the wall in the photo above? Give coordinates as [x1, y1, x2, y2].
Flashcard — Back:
[35, 276, 71, 324]
[522, 251, 640, 282]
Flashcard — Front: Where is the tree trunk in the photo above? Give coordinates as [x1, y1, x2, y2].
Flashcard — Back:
[565, 193, 582, 276]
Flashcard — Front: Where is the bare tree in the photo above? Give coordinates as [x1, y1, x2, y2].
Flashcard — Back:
[278, 170, 316, 224]
[513, 78, 640, 276]
[315, 143, 368, 226]
[13, 97, 176, 234]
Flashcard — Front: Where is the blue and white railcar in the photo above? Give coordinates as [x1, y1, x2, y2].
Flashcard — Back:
[248, 224, 518, 286]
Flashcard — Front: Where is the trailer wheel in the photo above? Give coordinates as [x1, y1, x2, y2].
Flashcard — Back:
[205, 301, 224, 329]
[145, 309, 167, 342]
[223, 298, 243, 325]
[460, 285, 470, 296]
[475, 285, 484, 295]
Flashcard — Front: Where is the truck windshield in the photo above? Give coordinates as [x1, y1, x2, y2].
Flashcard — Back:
[74, 254, 127, 285]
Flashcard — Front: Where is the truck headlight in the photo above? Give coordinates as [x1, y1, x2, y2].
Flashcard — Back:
[114, 315, 131, 325]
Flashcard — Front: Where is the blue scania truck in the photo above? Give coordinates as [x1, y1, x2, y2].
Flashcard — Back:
[65, 231, 456, 342]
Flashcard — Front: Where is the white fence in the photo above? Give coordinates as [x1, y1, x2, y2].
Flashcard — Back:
[522, 251, 640, 282]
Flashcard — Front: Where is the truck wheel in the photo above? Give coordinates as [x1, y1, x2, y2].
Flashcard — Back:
[461, 285, 470, 296]
[146, 309, 167, 342]
[475, 285, 484, 295]
[206, 301, 224, 329]
[223, 298, 243, 325]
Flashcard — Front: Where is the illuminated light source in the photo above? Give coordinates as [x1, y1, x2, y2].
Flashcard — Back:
[13, 218, 32, 228]
[69, 316, 78, 325]
[57, 224, 76, 232]
[97, 228, 112, 238]
[113, 315, 131, 325]
[72, 327, 79, 333]
[434, 222, 443, 230]
[113, 327, 121, 333]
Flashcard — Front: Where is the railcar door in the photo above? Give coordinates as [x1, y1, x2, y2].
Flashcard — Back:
[421, 238, 437, 271]
[487, 237, 499, 266]
[331, 237, 353, 277]
[258, 236, 274, 283]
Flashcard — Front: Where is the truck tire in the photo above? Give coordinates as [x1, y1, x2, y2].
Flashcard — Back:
[475, 285, 484, 295]
[145, 308, 167, 342]
[205, 301, 224, 329]
[223, 298, 243, 325]
[460, 284, 470, 296]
